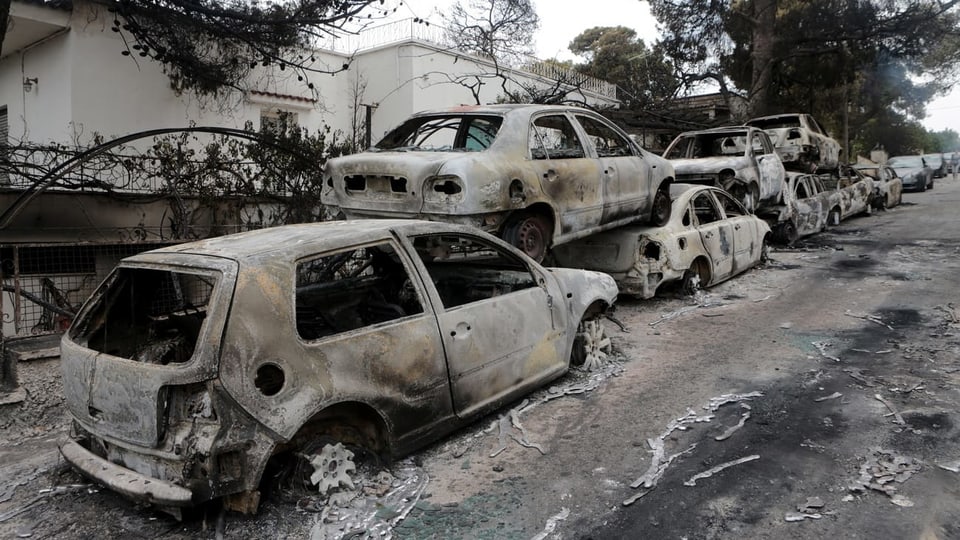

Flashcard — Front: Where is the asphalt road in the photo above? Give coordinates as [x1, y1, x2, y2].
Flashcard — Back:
[1, 175, 959, 539]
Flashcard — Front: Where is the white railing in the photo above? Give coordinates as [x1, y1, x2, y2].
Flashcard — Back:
[319, 18, 617, 100]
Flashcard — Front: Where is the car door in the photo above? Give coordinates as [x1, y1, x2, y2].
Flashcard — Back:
[753, 131, 785, 201]
[692, 191, 734, 282]
[573, 113, 651, 221]
[404, 232, 567, 418]
[529, 114, 603, 235]
[714, 189, 760, 272]
[792, 176, 825, 236]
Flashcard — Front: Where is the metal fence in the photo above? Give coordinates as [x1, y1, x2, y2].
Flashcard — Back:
[1, 242, 178, 338]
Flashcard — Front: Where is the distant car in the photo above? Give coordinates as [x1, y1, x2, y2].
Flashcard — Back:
[852, 164, 903, 209]
[819, 166, 875, 222]
[745, 113, 841, 173]
[887, 155, 933, 191]
[321, 104, 675, 261]
[922, 153, 946, 178]
[552, 184, 771, 298]
[760, 173, 834, 244]
[662, 126, 786, 211]
[59, 220, 619, 512]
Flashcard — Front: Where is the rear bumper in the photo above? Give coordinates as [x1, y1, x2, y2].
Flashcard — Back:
[60, 440, 194, 506]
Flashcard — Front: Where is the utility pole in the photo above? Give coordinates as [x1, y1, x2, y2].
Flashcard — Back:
[361, 103, 378, 150]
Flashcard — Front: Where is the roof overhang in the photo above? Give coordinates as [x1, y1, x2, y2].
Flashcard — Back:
[2, 1, 71, 59]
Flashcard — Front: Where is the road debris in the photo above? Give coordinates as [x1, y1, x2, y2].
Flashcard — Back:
[849, 448, 921, 506]
[843, 368, 876, 387]
[844, 310, 894, 330]
[936, 460, 960, 473]
[623, 391, 763, 506]
[530, 507, 570, 540]
[649, 302, 721, 327]
[814, 392, 843, 402]
[812, 340, 840, 362]
[0, 484, 90, 524]
[874, 394, 906, 425]
[683, 455, 760, 487]
[785, 511, 822, 522]
[308, 460, 427, 540]
[935, 304, 958, 324]
[715, 406, 751, 441]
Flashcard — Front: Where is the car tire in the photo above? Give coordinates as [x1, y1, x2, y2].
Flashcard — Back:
[650, 186, 672, 226]
[682, 258, 710, 294]
[504, 213, 550, 262]
[919, 178, 927, 192]
[760, 235, 772, 264]
[570, 317, 611, 371]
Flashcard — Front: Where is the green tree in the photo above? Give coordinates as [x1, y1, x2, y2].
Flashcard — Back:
[569, 26, 678, 109]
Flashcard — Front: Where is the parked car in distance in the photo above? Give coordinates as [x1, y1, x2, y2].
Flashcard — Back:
[852, 164, 903, 209]
[662, 126, 786, 211]
[59, 220, 619, 513]
[887, 155, 933, 191]
[922, 153, 946, 178]
[760, 172, 835, 244]
[321, 104, 675, 262]
[745, 113, 841, 173]
[552, 184, 771, 298]
[819, 166, 875, 222]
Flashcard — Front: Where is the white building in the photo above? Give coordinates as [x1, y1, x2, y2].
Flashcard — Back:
[0, 0, 618, 339]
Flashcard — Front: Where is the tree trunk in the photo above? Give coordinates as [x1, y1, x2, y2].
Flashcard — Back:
[748, 0, 777, 117]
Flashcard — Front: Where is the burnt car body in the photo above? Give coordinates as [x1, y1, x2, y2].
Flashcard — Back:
[552, 185, 770, 298]
[662, 126, 786, 211]
[745, 113, 841, 173]
[320, 104, 675, 261]
[887, 155, 933, 191]
[59, 220, 618, 512]
[820, 167, 875, 223]
[852, 164, 903, 209]
[761, 173, 836, 244]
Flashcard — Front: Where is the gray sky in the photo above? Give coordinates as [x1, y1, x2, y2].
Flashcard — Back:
[388, 0, 957, 134]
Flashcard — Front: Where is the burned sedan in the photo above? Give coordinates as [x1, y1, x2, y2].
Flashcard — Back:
[745, 113, 841, 173]
[552, 185, 770, 298]
[760, 173, 836, 244]
[663, 126, 785, 211]
[853, 164, 903, 209]
[820, 167, 875, 223]
[321, 104, 675, 261]
[59, 220, 618, 513]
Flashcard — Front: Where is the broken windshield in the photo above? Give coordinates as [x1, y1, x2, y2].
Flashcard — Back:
[374, 115, 503, 152]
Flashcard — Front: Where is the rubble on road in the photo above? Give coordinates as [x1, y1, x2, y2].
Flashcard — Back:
[849, 448, 921, 506]
[682, 455, 760, 487]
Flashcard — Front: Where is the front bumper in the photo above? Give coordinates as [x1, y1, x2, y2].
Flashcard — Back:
[60, 440, 194, 506]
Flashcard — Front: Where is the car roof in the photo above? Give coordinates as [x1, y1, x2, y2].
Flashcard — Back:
[410, 103, 592, 117]
[746, 113, 803, 121]
[132, 220, 480, 262]
[675, 126, 753, 137]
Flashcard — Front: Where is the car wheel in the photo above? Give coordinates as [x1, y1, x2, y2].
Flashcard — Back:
[650, 186, 672, 226]
[919, 178, 927, 192]
[570, 317, 611, 371]
[777, 221, 798, 245]
[760, 235, 772, 264]
[682, 258, 710, 294]
[504, 213, 550, 262]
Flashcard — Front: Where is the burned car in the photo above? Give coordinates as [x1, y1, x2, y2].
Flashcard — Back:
[321, 104, 675, 261]
[852, 164, 903, 209]
[59, 220, 618, 513]
[887, 155, 933, 192]
[760, 173, 836, 244]
[745, 113, 841, 173]
[663, 126, 786, 211]
[820, 167, 875, 223]
[552, 185, 770, 298]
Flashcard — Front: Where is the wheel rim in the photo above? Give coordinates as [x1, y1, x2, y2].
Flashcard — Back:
[515, 217, 547, 261]
[652, 189, 671, 225]
[573, 318, 611, 371]
[684, 260, 707, 293]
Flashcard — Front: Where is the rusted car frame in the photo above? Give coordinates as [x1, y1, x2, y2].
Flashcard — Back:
[663, 126, 786, 212]
[745, 113, 841, 173]
[552, 184, 771, 298]
[320, 104, 675, 261]
[820, 167, 875, 223]
[59, 220, 618, 513]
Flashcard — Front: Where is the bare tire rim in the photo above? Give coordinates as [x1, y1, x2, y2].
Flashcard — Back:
[515, 217, 547, 261]
[574, 318, 611, 371]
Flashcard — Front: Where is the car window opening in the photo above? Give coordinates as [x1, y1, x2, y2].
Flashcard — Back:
[412, 234, 537, 309]
[72, 268, 216, 365]
[296, 243, 424, 341]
